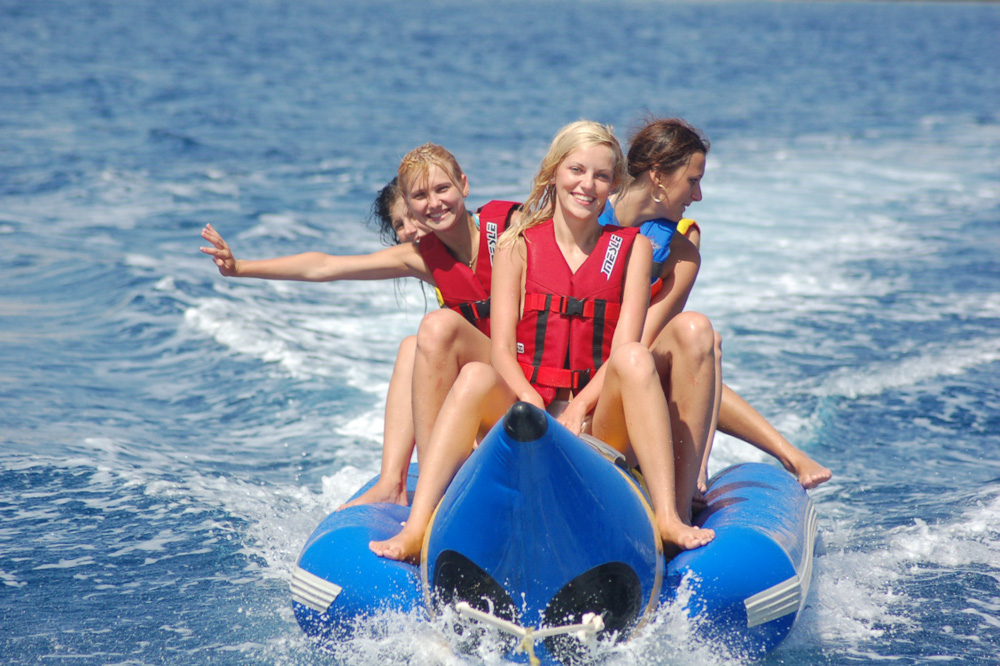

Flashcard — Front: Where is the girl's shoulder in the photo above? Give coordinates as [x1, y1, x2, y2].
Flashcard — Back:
[676, 218, 699, 236]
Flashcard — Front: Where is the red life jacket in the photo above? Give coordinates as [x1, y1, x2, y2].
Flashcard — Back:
[516, 220, 640, 405]
[418, 200, 520, 336]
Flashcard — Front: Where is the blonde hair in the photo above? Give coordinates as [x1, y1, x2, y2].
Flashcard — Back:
[500, 121, 626, 248]
[397, 143, 466, 201]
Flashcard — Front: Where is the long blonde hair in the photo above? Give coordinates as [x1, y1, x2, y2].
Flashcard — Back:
[397, 143, 466, 201]
[500, 120, 626, 248]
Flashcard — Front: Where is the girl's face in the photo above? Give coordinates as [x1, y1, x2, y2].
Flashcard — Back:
[655, 152, 706, 222]
[404, 165, 469, 233]
[389, 195, 428, 243]
[552, 144, 616, 224]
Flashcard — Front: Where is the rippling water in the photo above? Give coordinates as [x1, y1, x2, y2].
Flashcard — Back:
[2, 1, 999, 663]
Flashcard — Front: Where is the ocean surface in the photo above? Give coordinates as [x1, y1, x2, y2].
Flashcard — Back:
[2, 1, 999, 663]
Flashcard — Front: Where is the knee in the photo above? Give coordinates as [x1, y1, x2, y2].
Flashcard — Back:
[609, 342, 658, 381]
[672, 312, 715, 358]
[398, 335, 417, 358]
[452, 361, 496, 398]
[415, 309, 464, 354]
[392, 335, 417, 373]
[713, 330, 723, 358]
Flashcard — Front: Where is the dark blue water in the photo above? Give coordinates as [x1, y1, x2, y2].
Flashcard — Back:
[2, 1, 999, 663]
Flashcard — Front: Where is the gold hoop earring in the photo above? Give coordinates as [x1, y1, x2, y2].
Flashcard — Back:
[651, 184, 667, 204]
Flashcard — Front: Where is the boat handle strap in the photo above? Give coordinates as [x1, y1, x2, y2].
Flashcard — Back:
[454, 601, 605, 666]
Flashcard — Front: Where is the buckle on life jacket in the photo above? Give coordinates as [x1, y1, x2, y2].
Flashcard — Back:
[558, 296, 586, 317]
[457, 299, 490, 324]
[568, 368, 591, 390]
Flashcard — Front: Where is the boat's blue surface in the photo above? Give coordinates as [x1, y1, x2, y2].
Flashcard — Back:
[291, 403, 816, 662]
[666, 462, 818, 659]
[291, 468, 422, 641]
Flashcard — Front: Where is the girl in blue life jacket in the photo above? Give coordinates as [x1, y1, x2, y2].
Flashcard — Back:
[602, 117, 831, 491]
[370, 121, 716, 563]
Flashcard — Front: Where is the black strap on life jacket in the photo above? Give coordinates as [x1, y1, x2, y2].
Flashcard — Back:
[521, 292, 621, 390]
[455, 299, 490, 326]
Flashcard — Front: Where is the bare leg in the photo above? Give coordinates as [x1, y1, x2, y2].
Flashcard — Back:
[411, 309, 491, 462]
[592, 342, 714, 552]
[371, 362, 516, 562]
[697, 330, 724, 492]
[649, 312, 717, 514]
[339, 336, 418, 510]
[717, 387, 832, 488]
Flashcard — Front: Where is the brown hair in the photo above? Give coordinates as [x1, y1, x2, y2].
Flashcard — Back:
[627, 117, 710, 179]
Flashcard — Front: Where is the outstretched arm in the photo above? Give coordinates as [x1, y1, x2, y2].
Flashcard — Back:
[199, 223, 430, 283]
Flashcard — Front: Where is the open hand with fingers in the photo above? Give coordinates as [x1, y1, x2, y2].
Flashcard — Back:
[200, 224, 239, 277]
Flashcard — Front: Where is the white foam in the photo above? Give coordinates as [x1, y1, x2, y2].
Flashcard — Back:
[891, 497, 1000, 575]
[182, 274, 428, 387]
[339, 406, 389, 446]
[315, 608, 468, 666]
[687, 122, 997, 337]
[183, 300, 307, 377]
[239, 213, 323, 241]
[1, 569, 26, 588]
[791, 487, 1000, 652]
[33, 556, 97, 570]
[107, 529, 190, 559]
[533, 573, 755, 665]
[321, 466, 380, 508]
[789, 526, 913, 650]
[817, 335, 1000, 398]
[131, 471, 333, 583]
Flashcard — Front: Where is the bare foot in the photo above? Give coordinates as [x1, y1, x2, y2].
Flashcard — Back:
[660, 518, 715, 552]
[338, 480, 409, 511]
[785, 454, 832, 489]
[369, 525, 423, 563]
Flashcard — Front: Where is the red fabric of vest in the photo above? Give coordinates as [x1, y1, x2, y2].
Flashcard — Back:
[516, 220, 639, 405]
[417, 200, 519, 336]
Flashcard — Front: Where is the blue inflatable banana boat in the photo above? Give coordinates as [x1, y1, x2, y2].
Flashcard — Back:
[291, 402, 817, 663]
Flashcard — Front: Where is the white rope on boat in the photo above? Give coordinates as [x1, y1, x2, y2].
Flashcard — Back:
[454, 602, 605, 666]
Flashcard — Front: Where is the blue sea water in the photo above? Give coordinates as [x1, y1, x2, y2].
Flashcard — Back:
[2, 0, 999, 663]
